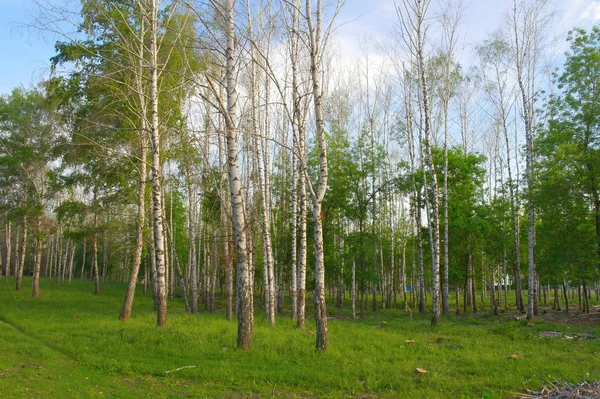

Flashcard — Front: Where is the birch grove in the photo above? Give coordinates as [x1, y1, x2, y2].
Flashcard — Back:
[2, 0, 600, 359]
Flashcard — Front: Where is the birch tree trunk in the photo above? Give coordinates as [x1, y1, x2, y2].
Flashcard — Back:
[223, 0, 253, 349]
[246, 6, 275, 324]
[290, 147, 298, 321]
[32, 215, 42, 297]
[80, 239, 86, 280]
[47, 236, 54, 279]
[287, 0, 301, 324]
[306, 0, 329, 351]
[503, 110, 523, 311]
[351, 258, 356, 319]
[68, 240, 75, 283]
[61, 240, 69, 282]
[262, 64, 276, 324]
[92, 211, 100, 295]
[15, 216, 27, 292]
[146, 0, 167, 327]
[296, 118, 308, 330]
[414, 0, 441, 326]
[219, 121, 234, 321]
[187, 165, 198, 314]
[4, 221, 11, 281]
[442, 101, 450, 315]
[511, 0, 550, 320]
[119, 130, 147, 321]
[102, 213, 109, 281]
[0, 228, 3, 278]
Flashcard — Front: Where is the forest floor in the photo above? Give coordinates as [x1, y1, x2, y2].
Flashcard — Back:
[536, 307, 600, 327]
[0, 278, 599, 399]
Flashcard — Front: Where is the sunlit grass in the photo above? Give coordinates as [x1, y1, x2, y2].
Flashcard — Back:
[0, 278, 598, 398]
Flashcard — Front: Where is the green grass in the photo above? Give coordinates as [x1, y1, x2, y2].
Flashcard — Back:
[0, 278, 598, 398]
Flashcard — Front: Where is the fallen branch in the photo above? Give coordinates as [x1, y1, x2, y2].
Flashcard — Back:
[165, 365, 197, 374]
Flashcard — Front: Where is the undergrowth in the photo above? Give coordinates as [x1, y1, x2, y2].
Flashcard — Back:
[0, 278, 598, 398]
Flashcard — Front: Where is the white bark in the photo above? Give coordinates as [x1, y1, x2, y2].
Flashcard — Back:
[67, 240, 75, 283]
[147, 0, 167, 327]
[292, 0, 308, 329]
[351, 258, 356, 319]
[223, 0, 253, 349]
[306, 0, 328, 351]
[4, 221, 11, 281]
[32, 215, 42, 297]
[92, 210, 100, 295]
[510, 0, 550, 320]
[15, 216, 27, 291]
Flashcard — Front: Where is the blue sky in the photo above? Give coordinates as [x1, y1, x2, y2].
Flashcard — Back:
[1, 0, 600, 95]
[0, 0, 59, 94]
[334, 0, 600, 61]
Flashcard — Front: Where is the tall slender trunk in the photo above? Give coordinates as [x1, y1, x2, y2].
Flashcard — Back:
[163, 184, 171, 303]
[582, 281, 589, 313]
[402, 239, 407, 307]
[61, 240, 70, 282]
[209, 233, 217, 313]
[224, 0, 252, 349]
[296, 126, 308, 329]
[262, 34, 276, 323]
[416, 194, 425, 314]
[416, 9, 441, 325]
[442, 99, 450, 316]
[143, 259, 148, 294]
[351, 258, 356, 319]
[290, 152, 298, 320]
[47, 236, 54, 279]
[165, 221, 190, 311]
[15, 216, 27, 291]
[502, 248, 508, 308]
[68, 241, 75, 283]
[471, 253, 477, 312]
[32, 215, 42, 297]
[247, 15, 275, 323]
[306, 0, 328, 351]
[102, 213, 109, 281]
[5, 221, 11, 281]
[148, 210, 158, 309]
[169, 171, 175, 300]
[224, 198, 233, 321]
[336, 233, 344, 310]
[147, 0, 167, 327]
[288, 0, 301, 324]
[188, 166, 198, 314]
[0, 227, 3, 278]
[502, 113, 523, 312]
[91, 209, 100, 294]
[562, 281, 569, 312]
[80, 239, 86, 280]
[119, 124, 148, 321]
[512, 0, 536, 321]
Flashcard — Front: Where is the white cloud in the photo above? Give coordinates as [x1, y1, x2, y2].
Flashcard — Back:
[581, 2, 600, 21]
[563, 0, 600, 25]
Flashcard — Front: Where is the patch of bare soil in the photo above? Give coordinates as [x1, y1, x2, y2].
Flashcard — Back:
[505, 306, 600, 327]
[538, 306, 600, 327]
[516, 381, 600, 398]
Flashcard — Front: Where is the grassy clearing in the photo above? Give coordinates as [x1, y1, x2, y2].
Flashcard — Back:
[0, 278, 598, 398]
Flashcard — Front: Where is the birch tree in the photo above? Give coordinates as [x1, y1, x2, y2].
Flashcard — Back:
[397, 0, 441, 325]
[221, 0, 253, 348]
[509, 0, 553, 320]
[304, 0, 340, 351]
[476, 35, 524, 312]
[437, 0, 463, 316]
